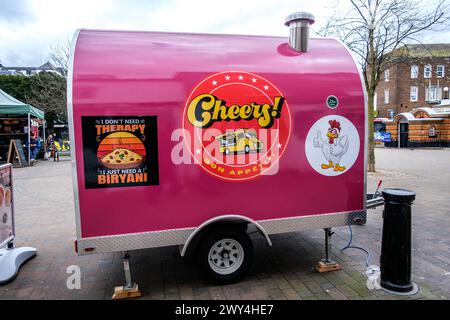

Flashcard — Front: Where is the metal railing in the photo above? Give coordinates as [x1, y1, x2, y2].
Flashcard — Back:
[386, 134, 446, 148]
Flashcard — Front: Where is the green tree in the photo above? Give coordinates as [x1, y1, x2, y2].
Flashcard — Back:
[0, 75, 32, 101]
[0, 72, 67, 127]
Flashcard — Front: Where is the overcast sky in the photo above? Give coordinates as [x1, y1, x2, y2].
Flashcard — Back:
[0, 0, 449, 66]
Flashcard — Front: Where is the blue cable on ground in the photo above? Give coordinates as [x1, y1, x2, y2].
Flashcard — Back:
[340, 225, 372, 268]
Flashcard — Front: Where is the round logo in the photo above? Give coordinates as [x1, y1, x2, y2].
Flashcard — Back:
[326, 95, 339, 109]
[305, 115, 360, 176]
[183, 71, 291, 181]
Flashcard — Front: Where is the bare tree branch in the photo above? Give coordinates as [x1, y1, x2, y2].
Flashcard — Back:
[49, 40, 71, 79]
[318, 0, 449, 172]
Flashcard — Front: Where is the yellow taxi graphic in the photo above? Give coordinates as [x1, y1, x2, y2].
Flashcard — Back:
[215, 129, 264, 155]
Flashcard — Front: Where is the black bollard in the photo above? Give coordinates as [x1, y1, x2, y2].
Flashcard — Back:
[380, 188, 415, 293]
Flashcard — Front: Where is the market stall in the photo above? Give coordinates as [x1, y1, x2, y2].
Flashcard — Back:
[0, 89, 45, 165]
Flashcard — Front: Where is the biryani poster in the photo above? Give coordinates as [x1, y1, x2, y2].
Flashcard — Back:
[81, 116, 159, 189]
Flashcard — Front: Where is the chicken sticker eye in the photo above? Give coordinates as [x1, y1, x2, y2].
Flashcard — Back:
[306, 115, 360, 177]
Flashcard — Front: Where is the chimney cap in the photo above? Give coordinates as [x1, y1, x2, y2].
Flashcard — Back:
[285, 12, 315, 26]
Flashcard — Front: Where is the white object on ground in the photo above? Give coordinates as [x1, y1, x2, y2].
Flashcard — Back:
[365, 265, 381, 290]
[0, 247, 37, 284]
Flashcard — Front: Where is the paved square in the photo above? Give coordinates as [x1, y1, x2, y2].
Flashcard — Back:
[1, 148, 449, 300]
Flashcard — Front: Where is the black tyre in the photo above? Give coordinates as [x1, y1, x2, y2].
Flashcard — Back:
[198, 227, 254, 284]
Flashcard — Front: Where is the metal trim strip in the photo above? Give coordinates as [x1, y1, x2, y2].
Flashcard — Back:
[76, 210, 366, 255]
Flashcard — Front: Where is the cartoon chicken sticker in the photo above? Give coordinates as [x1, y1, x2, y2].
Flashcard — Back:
[313, 120, 349, 172]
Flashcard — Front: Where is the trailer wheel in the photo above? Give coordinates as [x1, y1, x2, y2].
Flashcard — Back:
[198, 228, 253, 284]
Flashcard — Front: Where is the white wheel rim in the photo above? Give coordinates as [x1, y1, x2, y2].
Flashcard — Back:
[208, 238, 244, 275]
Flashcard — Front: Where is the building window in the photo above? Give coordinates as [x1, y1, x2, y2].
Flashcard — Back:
[436, 65, 445, 78]
[424, 65, 432, 78]
[429, 126, 437, 138]
[374, 93, 378, 111]
[426, 85, 439, 102]
[410, 86, 418, 102]
[411, 65, 419, 78]
[388, 109, 394, 120]
[384, 89, 389, 104]
[384, 69, 390, 82]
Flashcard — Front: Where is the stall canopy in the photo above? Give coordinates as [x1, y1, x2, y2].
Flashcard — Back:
[0, 88, 44, 119]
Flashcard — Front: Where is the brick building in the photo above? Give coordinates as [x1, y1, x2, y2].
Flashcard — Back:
[376, 44, 450, 119]
[374, 44, 450, 148]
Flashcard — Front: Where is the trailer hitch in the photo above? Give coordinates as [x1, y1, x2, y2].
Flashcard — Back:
[366, 180, 384, 209]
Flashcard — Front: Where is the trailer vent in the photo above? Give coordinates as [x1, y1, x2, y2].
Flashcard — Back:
[285, 12, 315, 52]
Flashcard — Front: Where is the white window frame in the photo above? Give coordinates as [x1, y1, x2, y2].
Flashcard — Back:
[374, 92, 378, 111]
[410, 86, 418, 102]
[424, 64, 432, 78]
[429, 126, 437, 137]
[384, 69, 390, 82]
[384, 89, 389, 104]
[436, 65, 445, 78]
[426, 85, 439, 102]
[411, 65, 419, 78]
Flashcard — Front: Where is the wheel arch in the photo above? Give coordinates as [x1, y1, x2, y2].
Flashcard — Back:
[180, 214, 272, 257]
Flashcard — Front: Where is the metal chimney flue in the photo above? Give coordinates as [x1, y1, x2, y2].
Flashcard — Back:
[285, 12, 315, 52]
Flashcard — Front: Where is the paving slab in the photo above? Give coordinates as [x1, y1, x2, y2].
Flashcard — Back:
[1, 148, 449, 299]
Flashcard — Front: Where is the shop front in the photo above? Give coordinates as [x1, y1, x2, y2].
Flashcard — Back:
[385, 102, 450, 148]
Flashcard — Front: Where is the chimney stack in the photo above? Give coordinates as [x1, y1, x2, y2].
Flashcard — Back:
[285, 12, 315, 52]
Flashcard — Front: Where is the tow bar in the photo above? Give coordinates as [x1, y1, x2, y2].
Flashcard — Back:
[366, 180, 384, 209]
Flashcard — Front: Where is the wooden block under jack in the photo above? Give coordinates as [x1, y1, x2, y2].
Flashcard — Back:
[112, 283, 142, 300]
[315, 260, 342, 273]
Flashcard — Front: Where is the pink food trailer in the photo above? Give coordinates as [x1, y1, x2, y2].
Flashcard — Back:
[68, 12, 379, 293]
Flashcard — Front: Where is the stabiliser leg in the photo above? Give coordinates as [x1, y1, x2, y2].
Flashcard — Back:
[112, 251, 142, 300]
[315, 228, 342, 273]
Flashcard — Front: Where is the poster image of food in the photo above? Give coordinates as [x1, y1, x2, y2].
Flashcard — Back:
[0, 165, 14, 246]
[82, 116, 159, 189]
